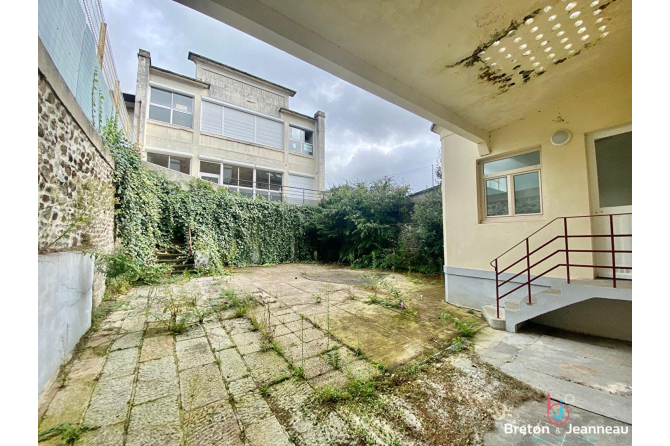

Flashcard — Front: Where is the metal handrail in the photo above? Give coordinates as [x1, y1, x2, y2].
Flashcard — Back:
[491, 213, 632, 318]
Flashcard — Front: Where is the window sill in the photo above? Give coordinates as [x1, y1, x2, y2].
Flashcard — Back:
[480, 214, 545, 224]
[200, 131, 285, 153]
[289, 151, 315, 159]
[147, 119, 194, 132]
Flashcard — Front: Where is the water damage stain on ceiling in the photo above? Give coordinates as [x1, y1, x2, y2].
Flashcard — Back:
[448, 0, 618, 93]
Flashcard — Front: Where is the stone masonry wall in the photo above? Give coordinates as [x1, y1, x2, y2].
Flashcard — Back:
[38, 71, 115, 306]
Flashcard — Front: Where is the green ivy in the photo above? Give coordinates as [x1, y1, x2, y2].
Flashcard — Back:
[102, 120, 442, 275]
[103, 120, 318, 273]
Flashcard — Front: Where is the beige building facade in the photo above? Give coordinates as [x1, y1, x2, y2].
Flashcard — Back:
[176, 0, 633, 340]
[129, 50, 326, 204]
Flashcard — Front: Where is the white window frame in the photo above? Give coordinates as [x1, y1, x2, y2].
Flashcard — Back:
[146, 150, 191, 175]
[200, 98, 284, 150]
[288, 125, 314, 156]
[198, 159, 283, 200]
[479, 149, 543, 222]
[148, 86, 194, 129]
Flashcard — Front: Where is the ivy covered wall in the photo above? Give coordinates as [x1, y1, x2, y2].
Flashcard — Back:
[105, 122, 319, 273]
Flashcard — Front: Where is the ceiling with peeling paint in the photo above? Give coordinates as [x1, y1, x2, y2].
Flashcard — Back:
[177, 0, 631, 135]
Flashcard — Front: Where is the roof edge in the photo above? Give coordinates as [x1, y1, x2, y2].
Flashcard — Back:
[188, 52, 297, 97]
[150, 65, 210, 88]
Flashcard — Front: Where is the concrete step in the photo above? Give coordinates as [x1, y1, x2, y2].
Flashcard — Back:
[482, 305, 506, 330]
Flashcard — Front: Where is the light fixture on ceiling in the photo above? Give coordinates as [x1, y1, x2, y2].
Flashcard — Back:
[551, 129, 572, 146]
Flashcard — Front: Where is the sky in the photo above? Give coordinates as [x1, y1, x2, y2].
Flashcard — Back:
[102, 0, 440, 191]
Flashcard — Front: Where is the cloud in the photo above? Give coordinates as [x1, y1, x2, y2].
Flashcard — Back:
[102, 0, 440, 192]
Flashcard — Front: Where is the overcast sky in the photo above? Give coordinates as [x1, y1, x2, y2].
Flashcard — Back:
[103, 0, 440, 191]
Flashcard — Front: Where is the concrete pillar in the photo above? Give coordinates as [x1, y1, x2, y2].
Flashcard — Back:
[436, 127, 480, 303]
[314, 111, 326, 191]
[134, 49, 151, 154]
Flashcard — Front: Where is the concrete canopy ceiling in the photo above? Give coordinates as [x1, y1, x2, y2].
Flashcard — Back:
[175, 0, 631, 144]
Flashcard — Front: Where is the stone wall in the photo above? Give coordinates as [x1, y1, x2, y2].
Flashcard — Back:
[38, 71, 115, 306]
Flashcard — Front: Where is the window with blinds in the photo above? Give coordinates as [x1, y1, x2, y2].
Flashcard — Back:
[200, 100, 284, 149]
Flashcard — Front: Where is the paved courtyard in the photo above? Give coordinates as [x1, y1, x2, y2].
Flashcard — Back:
[38, 264, 632, 445]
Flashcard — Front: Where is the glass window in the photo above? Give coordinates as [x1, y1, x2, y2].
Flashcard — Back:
[172, 93, 193, 113]
[270, 172, 283, 191]
[483, 151, 540, 175]
[289, 127, 315, 156]
[149, 87, 194, 128]
[147, 152, 190, 174]
[256, 170, 270, 190]
[595, 131, 632, 207]
[290, 127, 304, 142]
[150, 88, 172, 107]
[238, 167, 254, 189]
[147, 152, 169, 168]
[486, 178, 509, 217]
[201, 176, 218, 184]
[200, 161, 220, 175]
[172, 111, 193, 128]
[482, 150, 542, 219]
[514, 172, 541, 214]
[148, 105, 170, 124]
[223, 165, 234, 185]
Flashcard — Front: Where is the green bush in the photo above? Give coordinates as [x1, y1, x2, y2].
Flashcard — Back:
[314, 178, 409, 268]
[102, 119, 442, 278]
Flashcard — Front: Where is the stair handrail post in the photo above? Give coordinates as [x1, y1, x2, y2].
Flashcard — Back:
[495, 258, 500, 319]
[525, 238, 532, 304]
[564, 217, 570, 284]
[610, 214, 616, 288]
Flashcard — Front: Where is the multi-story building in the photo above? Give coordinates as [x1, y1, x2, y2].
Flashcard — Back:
[127, 50, 326, 204]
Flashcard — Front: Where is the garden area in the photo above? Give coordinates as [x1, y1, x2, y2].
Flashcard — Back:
[37, 122, 544, 445]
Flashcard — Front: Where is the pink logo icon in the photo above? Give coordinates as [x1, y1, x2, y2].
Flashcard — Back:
[546, 394, 570, 426]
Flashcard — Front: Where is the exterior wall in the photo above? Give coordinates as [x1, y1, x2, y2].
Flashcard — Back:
[531, 298, 632, 342]
[136, 51, 326, 197]
[38, 253, 95, 394]
[440, 68, 632, 310]
[38, 40, 116, 395]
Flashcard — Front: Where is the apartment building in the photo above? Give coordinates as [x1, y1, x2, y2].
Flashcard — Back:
[128, 50, 325, 204]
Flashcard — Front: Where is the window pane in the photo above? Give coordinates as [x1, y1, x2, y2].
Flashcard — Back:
[172, 93, 193, 113]
[150, 87, 172, 107]
[514, 172, 541, 214]
[595, 132, 632, 207]
[289, 127, 303, 141]
[303, 143, 313, 156]
[238, 167, 254, 188]
[172, 111, 193, 128]
[149, 105, 170, 123]
[289, 141, 301, 153]
[486, 177, 509, 216]
[305, 131, 314, 144]
[239, 188, 254, 199]
[147, 152, 169, 168]
[200, 175, 219, 184]
[483, 151, 540, 175]
[256, 170, 270, 189]
[223, 165, 236, 186]
[270, 192, 283, 202]
[200, 161, 220, 175]
[169, 156, 190, 174]
[270, 172, 283, 191]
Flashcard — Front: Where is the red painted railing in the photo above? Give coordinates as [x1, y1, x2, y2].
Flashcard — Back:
[490, 214, 632, 319]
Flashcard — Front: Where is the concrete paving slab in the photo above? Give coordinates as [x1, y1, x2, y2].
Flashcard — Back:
[183, 401, 243, 446]
[139, 335, 174, 362]
[180, 363, 228, 410]
[217, 348, 249, 382]
[84, 375, 134, 426]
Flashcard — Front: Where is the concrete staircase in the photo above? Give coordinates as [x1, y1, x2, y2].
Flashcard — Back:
[156, 242, 194, 274]
[483, 279, 632, 333]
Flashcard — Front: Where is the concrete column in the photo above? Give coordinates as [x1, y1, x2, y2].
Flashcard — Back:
[314, 111, 326, 191]
[436, 127, 480, 302]
[134, 49, 151, 154]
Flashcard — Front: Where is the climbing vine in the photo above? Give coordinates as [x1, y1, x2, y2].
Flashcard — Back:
[102, 120, 319, 273]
